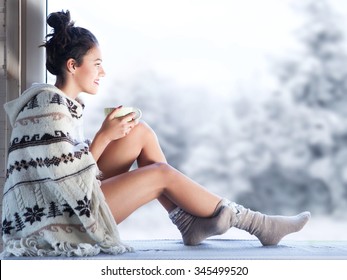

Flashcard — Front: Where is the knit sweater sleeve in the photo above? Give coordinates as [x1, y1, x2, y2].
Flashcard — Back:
[2, 86, 131, 257]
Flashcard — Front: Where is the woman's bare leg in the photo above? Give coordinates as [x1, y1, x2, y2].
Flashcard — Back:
[97, 122, 161, 177]
[97, 122, 310, 246]
[101, 162, 221, 224]
[97, 121, 210, 214]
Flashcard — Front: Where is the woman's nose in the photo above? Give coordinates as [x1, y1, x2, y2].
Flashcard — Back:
[99, 66, 106, 77]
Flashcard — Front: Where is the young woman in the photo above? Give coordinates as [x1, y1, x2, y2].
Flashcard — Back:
[1, 10, 310, 257]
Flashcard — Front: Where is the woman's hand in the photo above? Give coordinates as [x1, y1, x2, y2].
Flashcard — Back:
[100, 106, 138, 142]
[89, 106, 138, 161]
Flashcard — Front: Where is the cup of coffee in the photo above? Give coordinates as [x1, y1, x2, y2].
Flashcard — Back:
[104, 106, 142, 120]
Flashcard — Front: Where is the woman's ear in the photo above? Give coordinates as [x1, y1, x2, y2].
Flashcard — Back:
[66, 58, 76, 74]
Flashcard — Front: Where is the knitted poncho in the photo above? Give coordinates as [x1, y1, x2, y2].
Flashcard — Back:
[1, 83, 132, 257]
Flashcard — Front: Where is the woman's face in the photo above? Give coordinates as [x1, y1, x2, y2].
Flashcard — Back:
[73, 45, 105, 95]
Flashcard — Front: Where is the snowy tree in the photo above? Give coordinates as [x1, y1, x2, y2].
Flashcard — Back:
[234, 0, 347, 215]
[279, 0, 347, 114]
[278, 0, 347, 215]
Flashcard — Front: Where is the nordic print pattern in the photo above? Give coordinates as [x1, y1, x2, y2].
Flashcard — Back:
[6, 93, 89, 178]
[8, 130, 79, 153]
[5, 146, 89, 178]
[1, 195, 91, 236]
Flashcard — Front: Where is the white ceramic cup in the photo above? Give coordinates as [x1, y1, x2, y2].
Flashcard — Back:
[104, 106, 142, 120]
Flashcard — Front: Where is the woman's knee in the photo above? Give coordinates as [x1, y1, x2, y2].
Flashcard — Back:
[133, 121, 158, 142]
[151, 162, 175, 181]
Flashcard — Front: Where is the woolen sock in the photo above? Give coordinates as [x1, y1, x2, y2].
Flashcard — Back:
[221, 199, 311, 246]
[169, 200, 233, 246]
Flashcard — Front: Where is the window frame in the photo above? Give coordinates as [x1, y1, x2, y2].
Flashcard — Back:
[1, 1, 47, 252]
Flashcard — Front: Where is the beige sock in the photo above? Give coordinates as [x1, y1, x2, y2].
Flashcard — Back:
[223, 200, 311, 246]
[250, 211, 311, 246]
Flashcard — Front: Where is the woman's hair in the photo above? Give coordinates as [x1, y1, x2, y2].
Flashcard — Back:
[41, 10, 98, 82]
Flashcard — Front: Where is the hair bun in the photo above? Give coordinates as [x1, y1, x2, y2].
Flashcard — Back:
[47, 10, 73, 32]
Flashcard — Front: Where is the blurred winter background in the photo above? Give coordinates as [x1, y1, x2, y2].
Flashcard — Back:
[48, 0, 347, 241]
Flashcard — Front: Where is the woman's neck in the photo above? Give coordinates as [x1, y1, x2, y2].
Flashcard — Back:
[55, 80, 79, 100]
